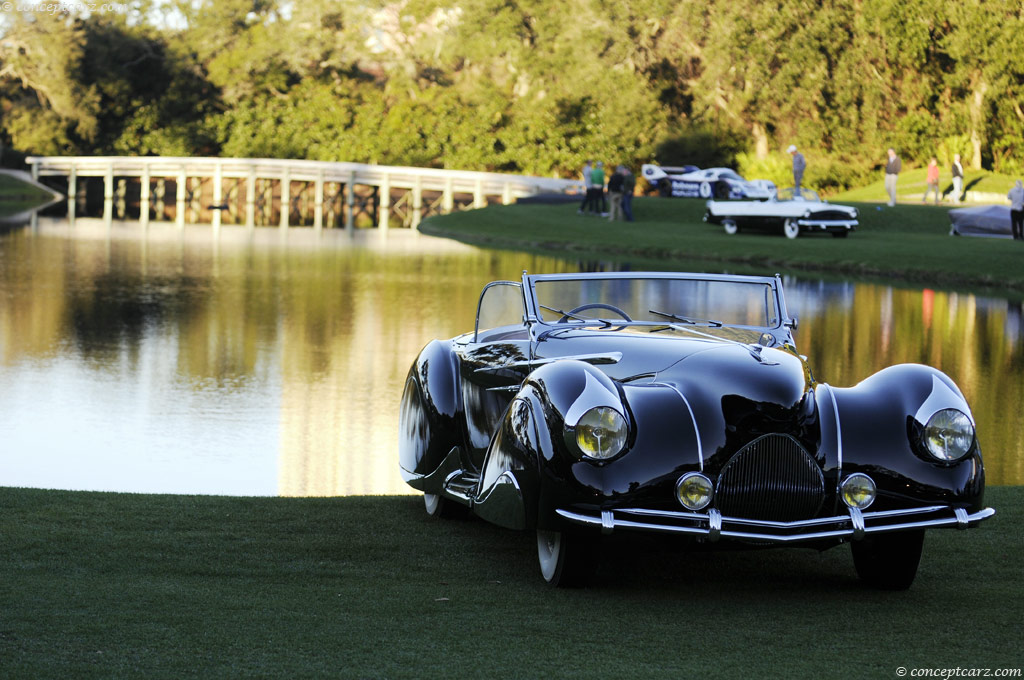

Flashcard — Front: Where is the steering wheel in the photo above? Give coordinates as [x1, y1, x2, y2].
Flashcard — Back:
[558, 303, 633, 324]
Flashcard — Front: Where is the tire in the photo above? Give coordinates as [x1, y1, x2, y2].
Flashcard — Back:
[714, 182, 730, 199]
[851, 529, 924, 590]
[722, 219, 739, 236]
[783, 218, 800, 239]
[423, 493, 465, 519]
[698, 181, 712, 199]
[536, 529, 597, 587]
[658, 181, 672, 197]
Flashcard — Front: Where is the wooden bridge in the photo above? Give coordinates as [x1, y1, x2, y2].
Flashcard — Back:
[25, 156, 582, 230]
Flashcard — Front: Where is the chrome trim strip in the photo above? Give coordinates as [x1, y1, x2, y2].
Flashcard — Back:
[664, 383, 704, 470]
[822, 383, 843, 472]
[601, 510, 614, 535]
[955, 507, 969, 529]
[555, 506, 995, 544]
[474, 352, 623, 375]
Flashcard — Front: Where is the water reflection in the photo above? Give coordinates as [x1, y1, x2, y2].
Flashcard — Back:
[0, 217, 1020, 495]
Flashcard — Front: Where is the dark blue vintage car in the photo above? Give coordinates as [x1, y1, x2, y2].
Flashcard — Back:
[399, 272, 993, 587]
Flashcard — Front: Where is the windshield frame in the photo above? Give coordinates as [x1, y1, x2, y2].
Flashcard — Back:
[521, 272, 793, 335]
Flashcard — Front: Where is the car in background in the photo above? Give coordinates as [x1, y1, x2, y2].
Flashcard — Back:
[948, 205, 1014, 238]
[704, 187, 859, 239]
[399, 271, 993, 588]
[642, 164, 775, 199]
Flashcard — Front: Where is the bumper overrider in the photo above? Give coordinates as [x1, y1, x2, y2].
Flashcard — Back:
[556, 504, 995, 543]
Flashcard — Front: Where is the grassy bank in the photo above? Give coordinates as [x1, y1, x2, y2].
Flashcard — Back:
[1, 486, 1021, 678]
[420, 197, 1024, 294]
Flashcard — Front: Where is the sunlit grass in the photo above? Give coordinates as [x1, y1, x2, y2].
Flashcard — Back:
[421, 197, 1024, 294]
[1, 487, 1020, 678]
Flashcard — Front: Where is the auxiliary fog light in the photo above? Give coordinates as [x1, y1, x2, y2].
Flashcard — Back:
[840, 473, 876, 510]
[676, 472, 714, 511]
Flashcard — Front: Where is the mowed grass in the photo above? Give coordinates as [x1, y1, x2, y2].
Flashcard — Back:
[420, 197, 1024, 294]
[1, 486, 1021, 678]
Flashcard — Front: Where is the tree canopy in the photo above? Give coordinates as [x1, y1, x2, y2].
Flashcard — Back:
[1, 0, 1021, 187]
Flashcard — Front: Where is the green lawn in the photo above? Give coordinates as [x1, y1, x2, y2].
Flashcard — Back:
[421, 196, 1024, 294]
[0, 487, 1019, 678]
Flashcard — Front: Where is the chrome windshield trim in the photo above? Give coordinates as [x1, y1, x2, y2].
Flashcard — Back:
[555, 506, 995, 544]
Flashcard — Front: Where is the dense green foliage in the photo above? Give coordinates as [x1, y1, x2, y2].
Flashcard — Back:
[1, 1, 1022, 188]
[1, 486, 1021, 678]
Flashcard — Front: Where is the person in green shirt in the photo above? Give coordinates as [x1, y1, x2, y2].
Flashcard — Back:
[590, 161, 607, 215]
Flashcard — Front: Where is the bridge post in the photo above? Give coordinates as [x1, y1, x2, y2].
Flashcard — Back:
[67, 166, 77, 223]
[474, 178, 485, 209]
[245, 168, 256, 227]
[103, 163, 114, 224]
[280, 168, 290, 230]
[140, 164, 151, 227]
[412, 175, 423, 228]
[345, 170, 355, 232]
[176, 167, 186, 229]
[212, 161, 222, 232]
[314, 169, 324, 232]
[443, 177, 454, 214]
[379, 172, 390, 231]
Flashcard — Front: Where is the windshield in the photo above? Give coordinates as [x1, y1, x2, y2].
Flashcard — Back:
[531, 276, 780, 329]
[776, 187, 821, 202]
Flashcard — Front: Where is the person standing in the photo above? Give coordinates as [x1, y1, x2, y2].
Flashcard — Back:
[924, 157, 941, 205]
[607, 166, 625, 221]
[591, 161, 607, 216]
[885, 148, 901, 207]
[621, 166, 636, 222]
[578, 160, 593, 215]
[788, 145, 806, 194]
[1009, 180, 1024, 240]
[951, 154, 964, 203]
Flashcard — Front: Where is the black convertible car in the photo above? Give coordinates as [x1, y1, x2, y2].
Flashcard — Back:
[399, 272, 993, 588]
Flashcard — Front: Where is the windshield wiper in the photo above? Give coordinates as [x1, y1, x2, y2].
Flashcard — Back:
[649, 309, 722, 327]
[539, 304, 613, 328]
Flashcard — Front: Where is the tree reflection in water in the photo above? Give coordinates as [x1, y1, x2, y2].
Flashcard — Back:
[0, 219, 1020, 494]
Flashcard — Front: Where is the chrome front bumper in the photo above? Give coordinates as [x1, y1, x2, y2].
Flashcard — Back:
[556, 505, 995, 543]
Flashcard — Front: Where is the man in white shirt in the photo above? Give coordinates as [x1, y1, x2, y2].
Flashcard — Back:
[951, 154, 964, 204]
[1009, 179, 1024, 240]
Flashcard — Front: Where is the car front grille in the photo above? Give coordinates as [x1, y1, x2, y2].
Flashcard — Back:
[715, 434, 825, 522]
[807, 210, 854, 221]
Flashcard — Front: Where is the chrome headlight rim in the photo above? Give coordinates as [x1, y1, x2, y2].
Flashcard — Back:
[921, 408, 975, 463]
[840, 472, 876, 510]
[566, 405, 629, 462]
[676, 472, 714, 511]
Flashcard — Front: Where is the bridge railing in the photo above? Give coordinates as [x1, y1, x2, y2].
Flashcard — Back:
[26, 155, 583, 230]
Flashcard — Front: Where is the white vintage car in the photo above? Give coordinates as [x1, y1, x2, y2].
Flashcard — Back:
[642, 164, 776, 200]
[704, 187, 859, 239]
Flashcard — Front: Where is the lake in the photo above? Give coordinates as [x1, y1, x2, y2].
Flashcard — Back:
[1, 217, 1021, 495]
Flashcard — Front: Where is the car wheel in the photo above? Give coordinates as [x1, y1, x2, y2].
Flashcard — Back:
[698, 181, 712, 199]
[783, 218, 800, 239]
[851, 529, 924, 590]
[722, 219, 739, 236]
[536, 529, 596, 587]
[658, 181, 672, 197]
[715, 182, 730, 199]
[423, 493, 465, 519]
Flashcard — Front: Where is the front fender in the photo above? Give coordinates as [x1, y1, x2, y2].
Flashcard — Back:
[398, 339, 461, 489]
[827, 364, 984, 511]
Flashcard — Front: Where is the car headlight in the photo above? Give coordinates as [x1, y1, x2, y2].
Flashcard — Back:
[840, 473, 876, 510]
[923, 408, 975, 462]
[676, 472, 713, 510]
[573, 406, 627, 460]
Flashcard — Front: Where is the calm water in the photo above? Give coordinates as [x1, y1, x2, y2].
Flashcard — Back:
[1, 217, 1021, 495]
